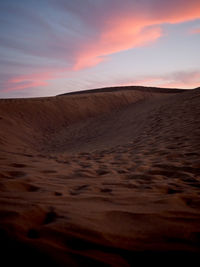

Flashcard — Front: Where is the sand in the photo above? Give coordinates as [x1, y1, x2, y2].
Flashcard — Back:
[0, 86, 200, 266]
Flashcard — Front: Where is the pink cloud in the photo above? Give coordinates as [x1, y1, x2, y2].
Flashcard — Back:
[162, 71, 200, 88]
[150, 0, 200, 24]
[5, 80, 48, 92]
[115, 71, 200, 89]
[73, 24, 162, 70]
[116, 77, 162, 87]
[73, 1, 200, 71]
[191, 28, 200, 34]
[4, 67, 70, 92]
[4, 71, 57, 92]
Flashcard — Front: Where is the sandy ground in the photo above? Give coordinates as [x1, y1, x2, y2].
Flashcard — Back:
[0, 86, 200, 266]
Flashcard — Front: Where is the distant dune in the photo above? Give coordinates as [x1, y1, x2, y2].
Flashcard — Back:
[0, 86, 200, 266]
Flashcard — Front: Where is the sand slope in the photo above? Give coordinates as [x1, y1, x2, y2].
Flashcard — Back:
[0, 86, 200, 266]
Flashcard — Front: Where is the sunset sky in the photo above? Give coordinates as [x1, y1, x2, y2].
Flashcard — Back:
[0, 0, 200, 98]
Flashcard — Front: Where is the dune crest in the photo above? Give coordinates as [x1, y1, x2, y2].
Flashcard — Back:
[0, 86, 183, 154]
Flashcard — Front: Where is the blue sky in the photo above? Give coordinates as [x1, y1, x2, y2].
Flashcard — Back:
[0, 0, 200, 98]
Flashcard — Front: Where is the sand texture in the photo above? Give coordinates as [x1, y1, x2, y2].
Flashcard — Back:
[0, 86, 200, 266]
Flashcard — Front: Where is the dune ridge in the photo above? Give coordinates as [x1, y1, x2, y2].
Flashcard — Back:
[0, 86, 200, 266]
[0, 86, 183, 154]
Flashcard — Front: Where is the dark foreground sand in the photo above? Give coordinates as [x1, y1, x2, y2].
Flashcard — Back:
[0, 86, 200, 266]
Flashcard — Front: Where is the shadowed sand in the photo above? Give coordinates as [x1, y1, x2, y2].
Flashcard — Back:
[0, 86, 200, 266]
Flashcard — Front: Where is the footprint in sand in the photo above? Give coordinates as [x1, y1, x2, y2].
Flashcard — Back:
[78, 161, 91, 168]
[96, 168, 109, 176]
[181, 196, 200, 209]
[167, 187, 182, 194]
[7, 170, 26, 178]
[27, 208, 59, 239]
[22, 153, 33, 158]
[69, 184, 89, 195]
[41, 170, 57, 174]
[43, 210, 57, 224]
[117, 169, 127, 174]
[25, 184, 40, 192]
[10, 163, 27, 168]
[100, 188, 112, 193]
[54, 191, 62, 196]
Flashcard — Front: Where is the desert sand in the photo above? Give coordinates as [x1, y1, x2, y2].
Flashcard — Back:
[0, 86, 200, 266]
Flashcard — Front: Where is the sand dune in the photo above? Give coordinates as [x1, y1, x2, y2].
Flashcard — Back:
[0, 86, 200, 266]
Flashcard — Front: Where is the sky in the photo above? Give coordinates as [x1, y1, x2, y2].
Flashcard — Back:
[0, 0, 200, 98]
